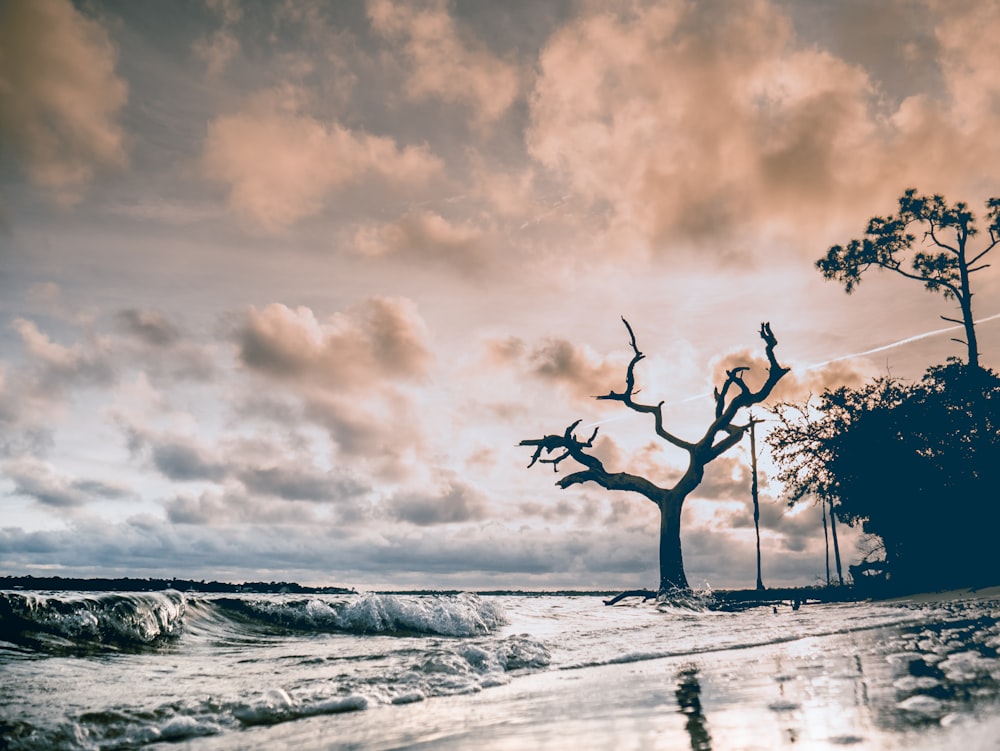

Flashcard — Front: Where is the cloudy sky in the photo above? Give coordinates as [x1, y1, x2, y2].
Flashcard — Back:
[2, 0, 999, 591]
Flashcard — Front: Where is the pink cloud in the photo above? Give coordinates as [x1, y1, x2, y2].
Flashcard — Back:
[367, 0, 520, 124]
[354, 211, 493, 276]
[0, 0, 127, 201]
[485, 334, 627, 404]
[526, 1, 1000, 255]
[202, 92, 442, 229]
[710, 346, 876, 404]
[237, 297, 432, 388]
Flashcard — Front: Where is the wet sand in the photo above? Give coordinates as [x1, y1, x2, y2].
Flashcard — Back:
[158, 600, 1000, 751]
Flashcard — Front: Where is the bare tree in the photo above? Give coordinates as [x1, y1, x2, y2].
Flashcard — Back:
[520, 320, 789, 594]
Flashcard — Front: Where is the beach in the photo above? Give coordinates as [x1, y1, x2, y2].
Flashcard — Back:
[4, 588, 1000, 750]
[157, 596, 1000, 750]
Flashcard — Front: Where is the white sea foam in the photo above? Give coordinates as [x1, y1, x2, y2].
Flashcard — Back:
[897, 694, 945, 716]
[232, 688, 368, 726]
[335, 592, 507, 636]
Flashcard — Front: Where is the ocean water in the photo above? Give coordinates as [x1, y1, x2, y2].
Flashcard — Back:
[2, 589, 1000, 750]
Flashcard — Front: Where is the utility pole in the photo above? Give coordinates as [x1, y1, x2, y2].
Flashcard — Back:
[748, 413, 765, 591]
[821, 498, 831, 586]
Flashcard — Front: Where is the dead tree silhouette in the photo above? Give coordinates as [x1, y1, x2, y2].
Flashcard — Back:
[521, 319, 788, 594]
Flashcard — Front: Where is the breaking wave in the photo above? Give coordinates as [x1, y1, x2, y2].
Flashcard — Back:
[0, 591, 186, 652]
[0, 591, 507, 654]
[210, 591, 507, 637]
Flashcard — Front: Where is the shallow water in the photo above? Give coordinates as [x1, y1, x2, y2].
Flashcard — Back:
[1, 589, 999, 749]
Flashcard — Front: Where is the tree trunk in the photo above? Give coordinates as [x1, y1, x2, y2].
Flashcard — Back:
[956, 231, 980, 369]
[959, 288, 979, 369]
[659, 497, 689, 593]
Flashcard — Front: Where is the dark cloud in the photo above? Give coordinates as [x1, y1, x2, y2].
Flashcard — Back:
[12, 317, 116, 393]
[0, 369, 55, 458]
[370, 532, 561, 575]
[485, 334, 625, 403]
[692, 456, 752, 502]
[0, 502, 860, 590]
[231, 393, 303, 426]
[387, 479, 487, 526]
[165, 490, 319, 526]
[517, 495, 602, 523]
[238, 465, 367, 503]
[5, 458, 130, 508]
[151, 440, 227, 482]
[125, 421, 374, 511]
[116, 309, 181, 347]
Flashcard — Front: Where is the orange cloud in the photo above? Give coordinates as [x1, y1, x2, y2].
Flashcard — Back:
[710, 347, 875, 404]
[367, 0, 520, 124]
[202, 91, 442, 229]
[354, 211, 492, 276]
[0, 0, 127, 201]
[233, 298, 433, 477]
[238, 297, 432, 389]
[485, 334, 626, 403]
[526, 1, 1000, 255]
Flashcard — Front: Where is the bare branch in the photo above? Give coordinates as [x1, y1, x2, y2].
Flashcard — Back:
[700, 322, 789, 458]
[925, 224, 959, 255]
[969, 240, 998, 265]
[889, 264, 961, 297]
[596, 318, 695, 452]
[519, 419, 662, 504]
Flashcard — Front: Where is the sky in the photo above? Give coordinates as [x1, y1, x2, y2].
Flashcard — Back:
[2, 0, 1000, 591]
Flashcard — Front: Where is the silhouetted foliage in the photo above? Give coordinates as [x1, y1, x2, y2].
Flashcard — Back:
[768, 361, 1000, 591]
[521, 320, 788, 594]
[818, 189, 999, 368]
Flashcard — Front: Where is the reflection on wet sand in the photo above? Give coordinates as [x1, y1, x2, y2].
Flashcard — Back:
[675, 665, 711, 751]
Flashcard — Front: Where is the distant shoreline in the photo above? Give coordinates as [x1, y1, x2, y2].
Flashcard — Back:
[4, 576, 998, 604]
[0, 575, 355, 595]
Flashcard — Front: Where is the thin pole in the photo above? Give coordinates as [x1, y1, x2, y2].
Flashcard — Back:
[749, 413, 765, 591]
[821, 496, 831, 586]
[829, 500, 844, 586]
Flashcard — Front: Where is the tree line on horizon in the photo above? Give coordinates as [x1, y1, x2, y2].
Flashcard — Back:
[523, 188, 1000, 596]
[0, 575, 355, 594]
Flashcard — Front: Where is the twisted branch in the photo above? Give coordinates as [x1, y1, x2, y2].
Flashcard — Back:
[520, 321, 789, 503]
